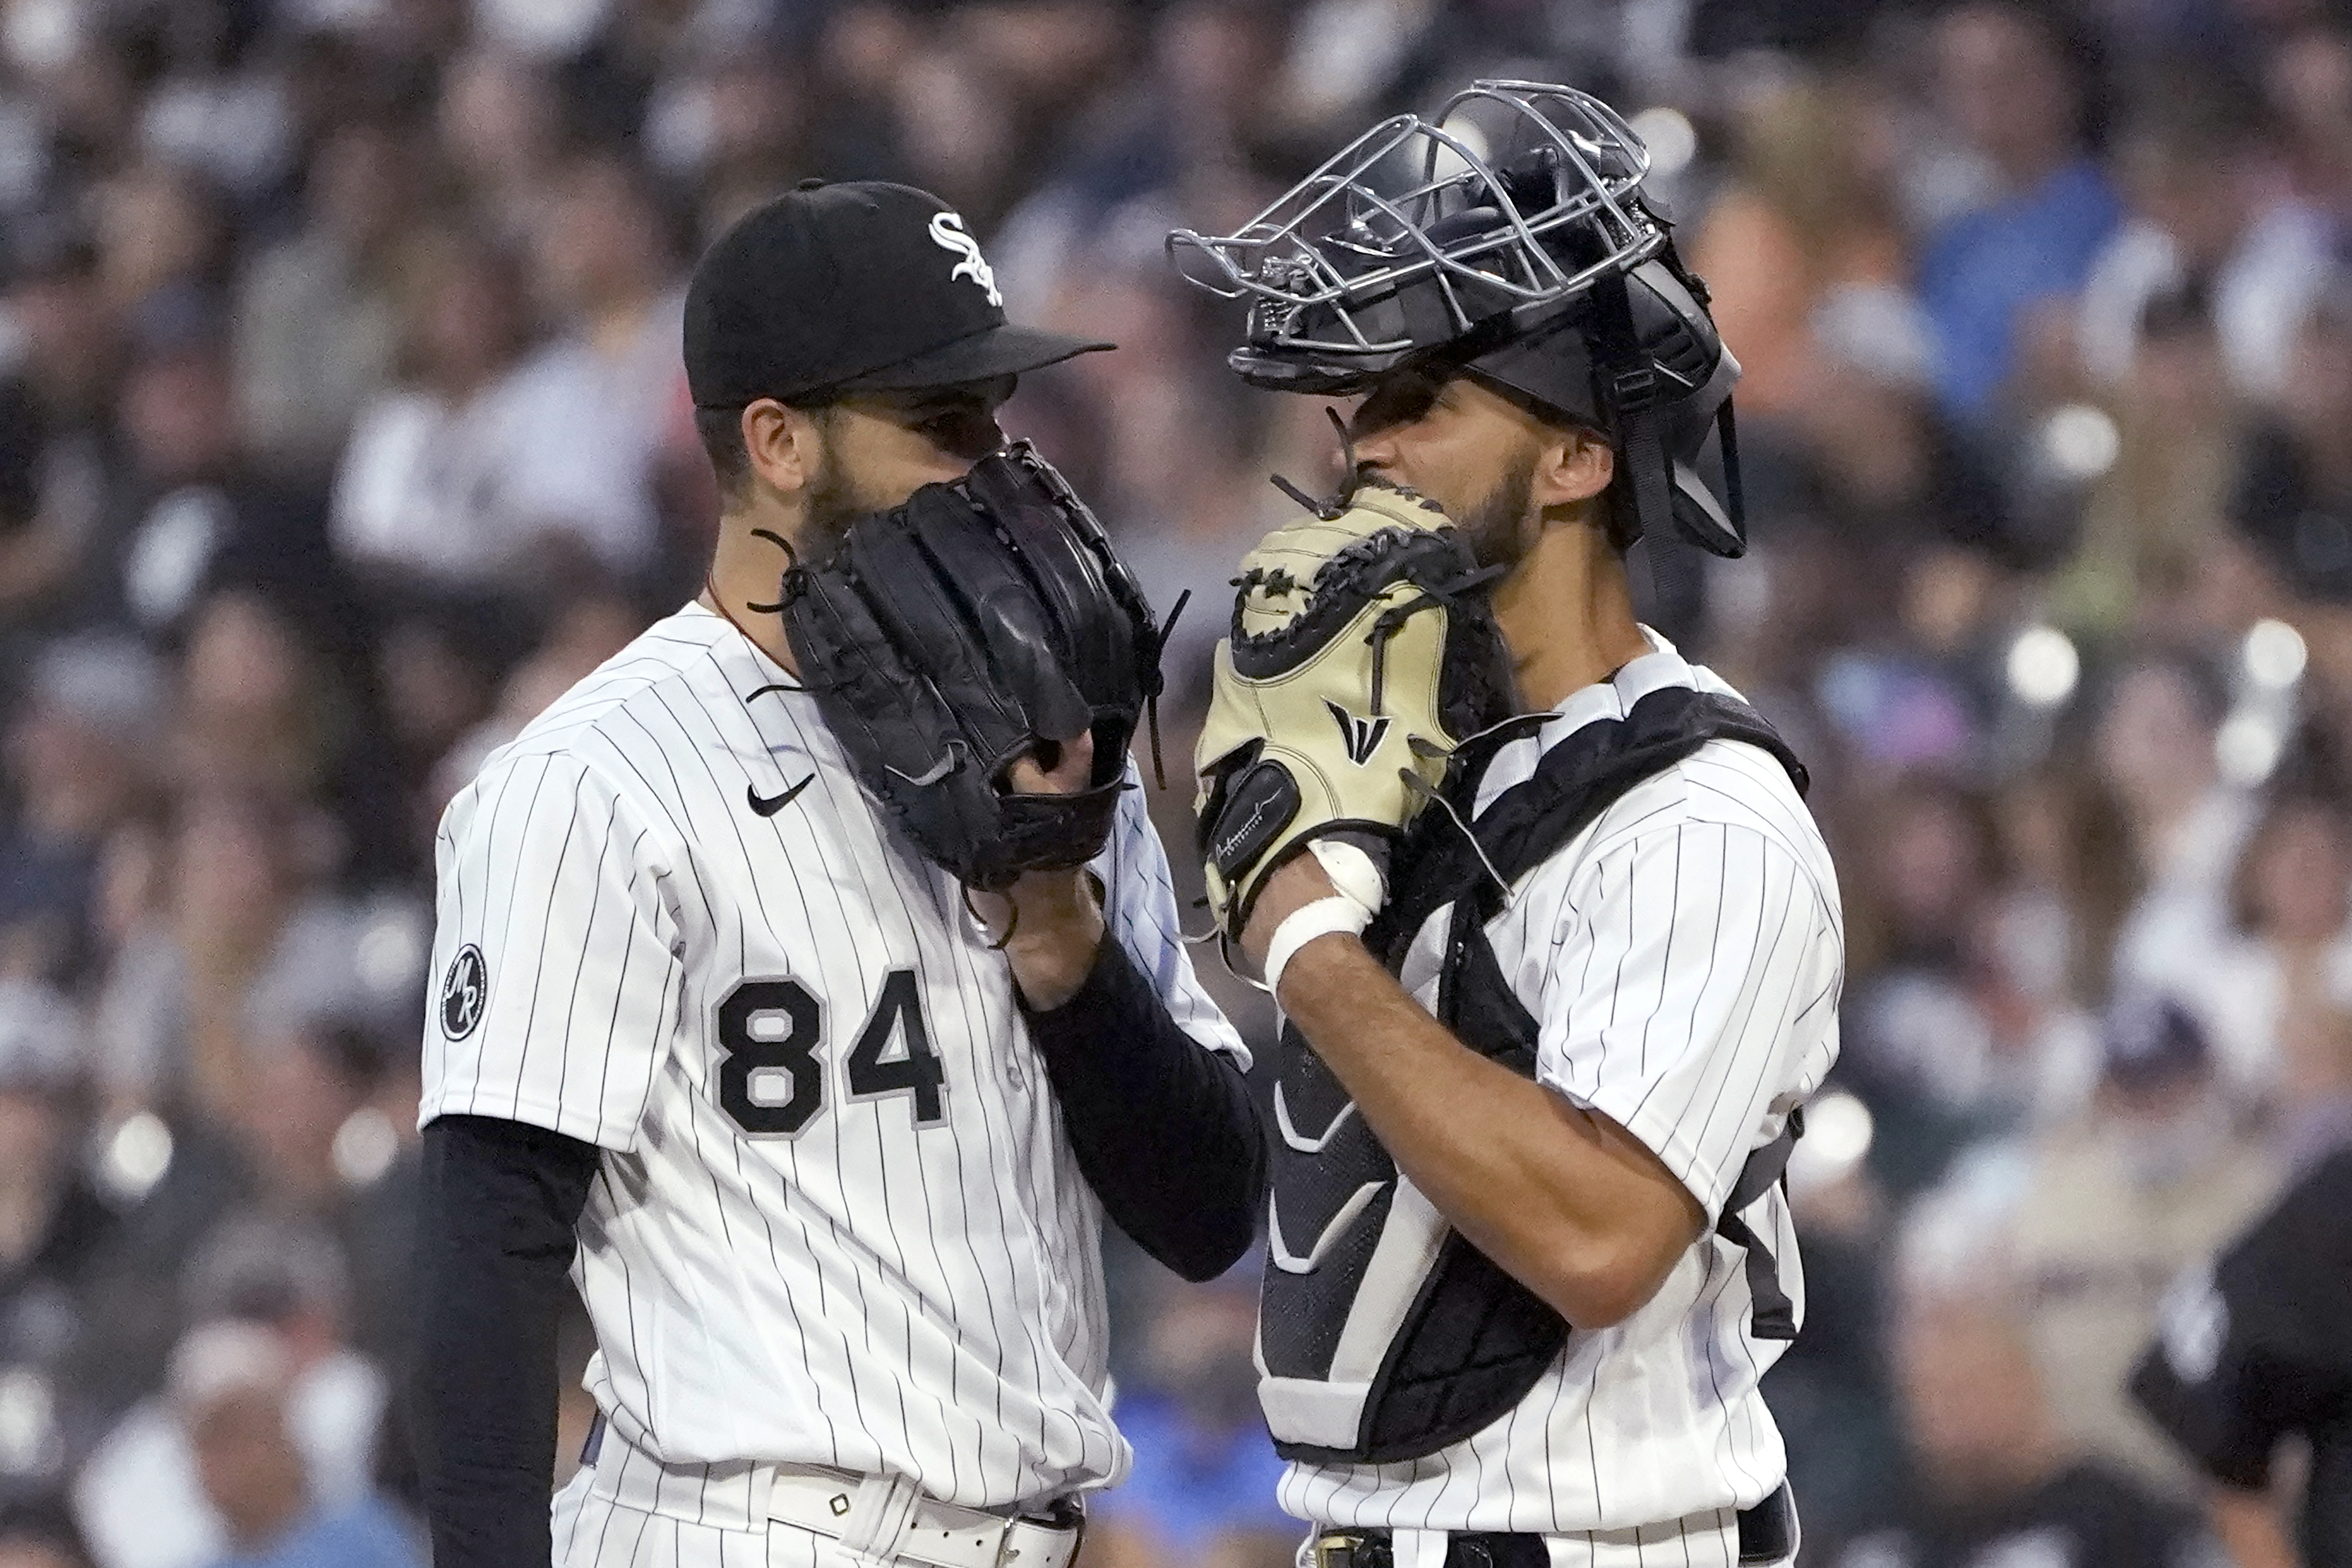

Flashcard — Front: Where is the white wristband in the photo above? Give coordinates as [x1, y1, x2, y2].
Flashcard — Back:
[1263, 894, 1373, 1000]
[1307, 837, 1387, 913]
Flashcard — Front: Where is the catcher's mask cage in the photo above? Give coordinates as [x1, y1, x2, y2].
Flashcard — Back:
[1167, 80, 1748, 558]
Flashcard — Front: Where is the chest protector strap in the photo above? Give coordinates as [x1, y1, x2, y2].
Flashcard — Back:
[1257, 686, 1811, 1465]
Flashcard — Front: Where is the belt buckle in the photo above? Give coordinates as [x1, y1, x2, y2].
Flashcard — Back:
[997, 1498, 1081, 1568]
[1314, 1532, 1378, 1568]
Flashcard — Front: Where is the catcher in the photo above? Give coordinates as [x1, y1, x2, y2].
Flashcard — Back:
[410, 180, 1263, 1568]
[1168, 84, 1843, 1566]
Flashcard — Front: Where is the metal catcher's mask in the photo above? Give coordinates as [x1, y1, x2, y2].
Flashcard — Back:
[1168, 80, 1747, 557]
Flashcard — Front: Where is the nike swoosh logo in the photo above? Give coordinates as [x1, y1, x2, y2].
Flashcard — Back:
[886, 755, 957, 786]
[747, 774, 816, 817]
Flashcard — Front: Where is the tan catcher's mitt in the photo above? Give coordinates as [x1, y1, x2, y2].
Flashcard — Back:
[1195, 478, 1516, 937]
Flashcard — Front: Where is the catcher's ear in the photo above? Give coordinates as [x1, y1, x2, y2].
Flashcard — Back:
[1531, 426, 1614, 511]
[741, 398, 825, 497]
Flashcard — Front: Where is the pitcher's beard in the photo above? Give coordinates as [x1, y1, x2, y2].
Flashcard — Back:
[800, 431, 864, 556]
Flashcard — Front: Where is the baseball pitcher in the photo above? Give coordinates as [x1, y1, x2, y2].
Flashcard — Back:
[411, 181, 1265, 1568]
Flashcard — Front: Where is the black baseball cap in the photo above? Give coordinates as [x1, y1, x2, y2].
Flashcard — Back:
[684, 180, 1112, 408]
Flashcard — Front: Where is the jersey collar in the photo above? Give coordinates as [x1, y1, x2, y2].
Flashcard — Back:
[685, 598, 800, 688]
[1470, 627, 1743, 817]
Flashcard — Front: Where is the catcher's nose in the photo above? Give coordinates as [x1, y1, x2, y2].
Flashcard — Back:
[1349, 429, 1401, 482]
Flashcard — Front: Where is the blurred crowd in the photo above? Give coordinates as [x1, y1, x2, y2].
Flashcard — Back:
[0, 0, 2350, 1565]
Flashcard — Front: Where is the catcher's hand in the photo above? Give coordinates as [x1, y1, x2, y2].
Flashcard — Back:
[781, 441, 1161, 891]
[1195, 477, 1515, 939]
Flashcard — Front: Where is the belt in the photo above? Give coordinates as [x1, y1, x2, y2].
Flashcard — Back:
[582, 1413, 1083, 1568]
[763, 1467, 1082, 1568]
[1310, 1480, 1798, 1568]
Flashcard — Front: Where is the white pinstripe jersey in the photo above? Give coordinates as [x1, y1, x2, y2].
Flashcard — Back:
[1277, 633, 1843, 1560]
[419, 602, 1247, 1515]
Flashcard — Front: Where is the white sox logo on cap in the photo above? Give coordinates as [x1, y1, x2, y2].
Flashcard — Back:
[928, 211, 1002, 307]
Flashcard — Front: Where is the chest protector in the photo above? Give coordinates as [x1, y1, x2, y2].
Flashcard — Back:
[1256, 684, 1812, 1465]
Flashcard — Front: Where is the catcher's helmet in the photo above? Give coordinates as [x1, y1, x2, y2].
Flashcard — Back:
[1168, 81, 1745, 558]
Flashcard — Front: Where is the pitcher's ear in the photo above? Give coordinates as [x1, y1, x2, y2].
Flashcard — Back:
[744, 398, 823, 494]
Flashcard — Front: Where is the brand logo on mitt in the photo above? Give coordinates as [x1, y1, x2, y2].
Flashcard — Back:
[441, 945, 488, 1040]
[1211, 802, 1275, 869]
[1325, 700, 1391, 766]
[928, 212, 1002, 307]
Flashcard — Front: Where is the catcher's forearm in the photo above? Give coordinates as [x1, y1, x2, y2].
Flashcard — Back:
[1276, 932, 1702, 1327]
[1023, 940, 1266, 1281]
[413, 1114, 600, 1568]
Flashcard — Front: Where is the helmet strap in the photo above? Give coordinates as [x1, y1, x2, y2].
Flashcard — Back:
[1616, 397, 1672, 557]
[1714, 393, 1746, 539]
[1589, 270, 1671, 553]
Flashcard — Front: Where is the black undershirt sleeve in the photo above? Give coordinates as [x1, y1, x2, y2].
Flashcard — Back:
[1021, 938, 1266, 1282]
[411, 1113, 602, 1568]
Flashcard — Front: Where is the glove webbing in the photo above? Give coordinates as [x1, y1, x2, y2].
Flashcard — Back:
[1362, 558, 1503, 718]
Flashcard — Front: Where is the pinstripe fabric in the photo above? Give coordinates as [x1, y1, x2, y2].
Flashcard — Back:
[422, 604, 1247, 1518]
[557, 1466, 829, 1568]
[1277, 633, 1839, 1562]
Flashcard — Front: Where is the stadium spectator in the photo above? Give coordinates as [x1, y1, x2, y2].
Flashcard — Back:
[1689, 74, 1912, 424]
[422, 580, 648, 805]
[2055, 282, 2246, 638]
[88, 164, 230, 327]
[233, 113, 429, 478]
[1824, 1157, 2221, 1565]
[494, 147, 690, 584]
[1762, 1095, 1905, 1552]
[433, 49, 565, 247]
[2265, 23, 2352, 218]
[130, 2, 293, 209]
[0, 982, 105, 1498]
[2078, 82, 2334, 405]
[173, 1321, 414, 1568]
[87, 787, 354, 1129]
[1918, 0, 2124, 422]
[356, 604, 505, 860]
[2007, 995, 2280, 1494]
[232, 982, 425, 1373]
[0, 217, 117, 636]
[652, 47, 802, 239]
[14, 1102, 246, 1460]
[73, 1223, 392, 1568]
[1983, 760, 2136, 1018]
[2179, 789, 2352, 1109]
[2230, 270, 2352, 605]
[100, 299, 336, 642]
[1775, 284, 2014, 586]
[172, 586, 410, 887]
[1839, 779, 2038, 1134]
[2098, 657, 2255, 1000]
[0, 637, 162, 989]
[329, 233, 546, 592]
